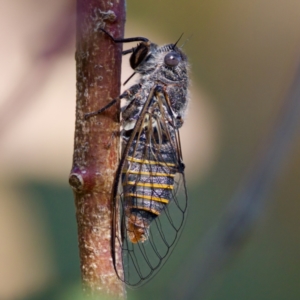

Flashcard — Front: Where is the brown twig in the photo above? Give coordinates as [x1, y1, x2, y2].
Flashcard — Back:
[69, 0, 125, 298]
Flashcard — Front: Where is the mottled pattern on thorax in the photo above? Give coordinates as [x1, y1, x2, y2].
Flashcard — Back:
[122, 44, 189, 126]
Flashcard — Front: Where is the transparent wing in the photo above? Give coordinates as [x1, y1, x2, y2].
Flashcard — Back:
[112, 87, 188, 286]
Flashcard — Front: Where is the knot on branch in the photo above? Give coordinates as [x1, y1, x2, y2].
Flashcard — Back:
[91, 8, 117, 32]
[69, 167, 95, 193]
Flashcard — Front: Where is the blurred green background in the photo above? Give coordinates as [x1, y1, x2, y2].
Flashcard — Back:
[0, 0, 300, 299]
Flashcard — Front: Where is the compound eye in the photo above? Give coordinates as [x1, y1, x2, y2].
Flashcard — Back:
[164, 51, 181, 67]
[130, 42, 150, 69]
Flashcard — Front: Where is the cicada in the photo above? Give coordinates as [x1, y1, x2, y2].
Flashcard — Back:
[85, 28, 189, 286]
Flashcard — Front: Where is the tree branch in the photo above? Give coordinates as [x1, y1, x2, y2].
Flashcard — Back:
[69, 0, 125, 298]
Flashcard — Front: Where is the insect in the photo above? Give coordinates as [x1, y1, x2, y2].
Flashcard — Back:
[85, 28, 189, 286]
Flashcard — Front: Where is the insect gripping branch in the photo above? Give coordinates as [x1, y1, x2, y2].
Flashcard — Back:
[71, 0, 189, 297]
[84, 28, 189, 287]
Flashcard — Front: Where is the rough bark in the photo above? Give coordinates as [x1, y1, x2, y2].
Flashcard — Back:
[69, 0, 125, 298]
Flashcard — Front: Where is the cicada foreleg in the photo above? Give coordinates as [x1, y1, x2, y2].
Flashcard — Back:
[85, 83, 141, 120]
[99, 28, 149, 46]
[84, 84, 141, 148]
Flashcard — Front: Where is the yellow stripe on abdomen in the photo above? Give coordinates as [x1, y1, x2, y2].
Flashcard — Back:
[124, 193, 169, 204]
[126, 156, 176, 167]
[123, 169, 175, 177]
[128, 206, 161, 215]
[124, 181, 174, 189]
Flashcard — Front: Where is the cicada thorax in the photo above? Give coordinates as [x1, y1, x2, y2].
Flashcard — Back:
[122, 128, 178, 244]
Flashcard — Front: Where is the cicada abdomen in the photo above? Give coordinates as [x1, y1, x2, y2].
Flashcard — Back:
[122, 132, 179, 244]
